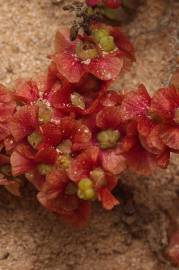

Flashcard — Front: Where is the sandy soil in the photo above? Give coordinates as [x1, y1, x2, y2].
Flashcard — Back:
[0, 0, 179, 269]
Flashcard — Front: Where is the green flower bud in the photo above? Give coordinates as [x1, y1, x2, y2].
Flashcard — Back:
[71, 92, 85, 110]
[77, 178, 96, 201]
[57, 140, 72, 154]
[58, 154, 71, 170]
[76, 42, 98, 61]
[28, 131, 42, 149]
[90, 168, 107, 188]
[38, 101, 52, 123]
[97, 129, 120, 149]
[92, 28, 109, 43]
[78, 188, 96, 200]
[37, 164, 53, 176]
[78, 178, 93, 190]
[99, 35, 116, 52]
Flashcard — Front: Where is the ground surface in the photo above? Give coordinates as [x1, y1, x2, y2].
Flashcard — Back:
[0, 0, 179, 270]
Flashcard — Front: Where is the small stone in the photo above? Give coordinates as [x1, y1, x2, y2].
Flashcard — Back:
[0, 252, 9, 260]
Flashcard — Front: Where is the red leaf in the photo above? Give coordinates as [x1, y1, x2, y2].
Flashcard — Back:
[120, 84, 151, 121]
[55, 29, 72, 53]
[14, 80, 39, 104]
[86, 0, 101, 6]
[151, 87, 179, 120]
[0, 123, 10, 142]
[0, 154, 10, 165]
[87, 55, 123, 81]
[101, 150, 126, 174]
[10, 144, 35, 176]
[111, 26, 135, 59]
[40, 123, 62, 146]
[157, 149, 170, 169]
[73, 124, 92, 144]
[98, 188, 119, 210]
[68, 146, 99, 182]
[161, 125, 179, 151]
[54, 52, 85, 83]
[35, 147, 57, 164]
[0, 178, 21, 196]
[96, 106, 121, 129]
[100, 90, 123, 107]
[124, 143, 157, 176]
[103, 0, 122, 9]
[10, 105, 38, 142]
[140, 124, 166, 155]
[0, 84, 16, 122]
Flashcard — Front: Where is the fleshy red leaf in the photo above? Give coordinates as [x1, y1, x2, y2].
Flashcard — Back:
[100, 90, 123, 107]
[96, 106, 121, 129]
[14, 80, 39, 104]
[151, 87, 179, 120]
[0, 154, 10, 165]
[86, 0, 101, 6]
[0, 84, 16, 122]
[0, 178, 21, 196]
[10, 105, 38, 142]
[35, 147, 57, 164]
[55, 29, 72, 53]
[101, 150, 126, 174]
[68, 146, 99, 182]
[160, 125, 179, 150]
[87, 55, 123, 81]
[111, 26, 135, 59]
[157, 149, 170, 169]
[98, 188, 119, 210]
[0, 123, 10, 142]
[120, 84, 151, 121]
[10, 144, 35, 176]
[40, 123, 62, 146]
[124, 143, 157, 176]
[73, 124, 92, 144]
[103, 0, 122, 9]
[140, 124, 166, 155]
[54, 52, 85, 83]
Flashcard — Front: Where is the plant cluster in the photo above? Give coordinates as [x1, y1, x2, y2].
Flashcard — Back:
[0, 3, 179, 262]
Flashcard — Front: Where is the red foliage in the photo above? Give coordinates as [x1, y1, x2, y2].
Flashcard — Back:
[86, 0, 121, 8]
[151, 87, 179, 151]
[53, 25, 134, 83]
[37, 169, 91, 228]
[0, 10, 178, 231]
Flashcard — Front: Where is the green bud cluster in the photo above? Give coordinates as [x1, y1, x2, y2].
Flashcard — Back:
[97, 129, 120, 149]
[28, 131, 42, 149]
[93, 28, 116, 52]
[77, 178, 96, 201]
